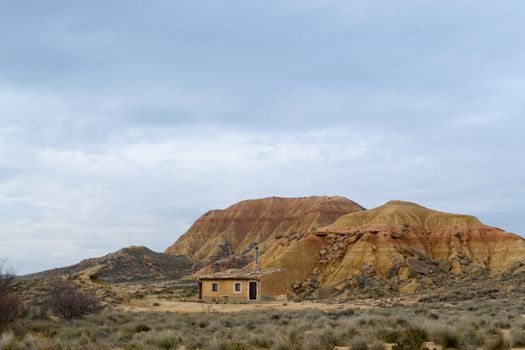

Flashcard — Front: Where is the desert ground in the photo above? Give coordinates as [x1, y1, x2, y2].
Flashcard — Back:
[3, 285, 525, 350]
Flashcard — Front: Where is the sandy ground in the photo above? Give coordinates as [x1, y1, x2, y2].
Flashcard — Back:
[118, 299, 375, 313]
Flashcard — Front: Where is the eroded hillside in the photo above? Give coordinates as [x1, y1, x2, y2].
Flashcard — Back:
[258, 200, 525, 297]
[165, 195, 365, 261]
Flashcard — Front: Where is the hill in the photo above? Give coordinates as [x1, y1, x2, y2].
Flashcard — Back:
[24, 246, 197, 283]
[248, 200, 525, 297]
[165, 195, 365, 262]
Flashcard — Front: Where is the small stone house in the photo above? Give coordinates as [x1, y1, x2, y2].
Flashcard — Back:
[198, 268, 283, 302]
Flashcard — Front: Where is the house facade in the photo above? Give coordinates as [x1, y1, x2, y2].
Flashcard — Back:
[199, 277, 259, 301]
[198, 268, 284, 302]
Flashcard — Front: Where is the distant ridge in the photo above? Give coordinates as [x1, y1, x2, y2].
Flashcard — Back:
[24, 246, 197, 283]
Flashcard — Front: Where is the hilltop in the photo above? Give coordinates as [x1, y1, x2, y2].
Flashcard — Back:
[165, 195, 364, 261]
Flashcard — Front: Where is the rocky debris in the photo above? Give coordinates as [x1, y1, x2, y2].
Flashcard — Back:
[283, 231, 305, 241]
[208, 255, 251, 273]
[438, 260, 452, 271]
[406, 258, 436, 276]
[399, 279, 418, 294]
[208, 241, 232, 260]
[391, 231, 404, 239]
[292, 277, 319, 298]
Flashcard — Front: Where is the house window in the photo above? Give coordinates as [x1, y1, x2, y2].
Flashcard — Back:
[234, 282, 242, 293]
[211, 283, 218, 292]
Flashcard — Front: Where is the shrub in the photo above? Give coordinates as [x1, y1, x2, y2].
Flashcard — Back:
[486, 333, 510, 350]
[428, 312, 439, 320]
[0, 332, 16, 349]
[0, 264, 21, 330]
[392, 328, 427, 350]
[135, 323, 151, 333]
[49, 279, 102, 319]
[494, 320, 511, 329]
[156, 334, 180, 349]
[250, 337, 272, 348]
[349, 337, 369, 350]
[214, 340, 247, 350]
[511, 327, 525, 347]
[370, 342, 387, 350]
[434, 328, 461, 349]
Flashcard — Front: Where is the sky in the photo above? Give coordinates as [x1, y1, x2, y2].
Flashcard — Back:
[0, 1, 524, 274]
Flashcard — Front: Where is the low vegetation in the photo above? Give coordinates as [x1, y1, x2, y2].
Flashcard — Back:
[1, 296, 524, 349]
[0, 264, 21, 331]
[49, 279, 102, 320]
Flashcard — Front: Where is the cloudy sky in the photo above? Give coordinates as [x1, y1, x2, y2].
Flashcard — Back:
[1, 1, 524, 274]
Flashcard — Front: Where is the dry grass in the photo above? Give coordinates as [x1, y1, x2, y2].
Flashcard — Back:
[0, 296, 523, 350]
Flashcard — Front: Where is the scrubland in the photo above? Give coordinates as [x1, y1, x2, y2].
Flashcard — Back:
[2, 296, 525, 350]
[4, 264, 525, 349]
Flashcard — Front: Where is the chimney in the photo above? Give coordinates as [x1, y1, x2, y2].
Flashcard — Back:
[254, 244, 259, 271]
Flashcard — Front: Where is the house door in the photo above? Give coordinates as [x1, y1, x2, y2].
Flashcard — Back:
[249, 281, 257, 300]
[198, 282, 202, 299]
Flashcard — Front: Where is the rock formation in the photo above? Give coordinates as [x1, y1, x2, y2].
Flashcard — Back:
[164, 197, 525, 297]
[165, 195, 365, 261]
[253, 200, 525, 297]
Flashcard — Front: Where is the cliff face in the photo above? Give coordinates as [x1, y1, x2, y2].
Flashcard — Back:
[165, 196, 365, 260]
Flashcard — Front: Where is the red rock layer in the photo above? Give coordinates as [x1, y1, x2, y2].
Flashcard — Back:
[165, 196, 365, 260]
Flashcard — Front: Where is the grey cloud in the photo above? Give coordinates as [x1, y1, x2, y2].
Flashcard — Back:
[0, 1, 524, 273]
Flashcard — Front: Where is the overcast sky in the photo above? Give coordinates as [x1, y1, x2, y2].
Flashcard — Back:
[1, 1, 524, 274]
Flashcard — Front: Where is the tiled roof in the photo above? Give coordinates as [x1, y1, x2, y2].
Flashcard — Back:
[198, 268, 282, 280]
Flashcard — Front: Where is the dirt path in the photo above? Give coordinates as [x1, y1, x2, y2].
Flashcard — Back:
[118, 300, 375, 313]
